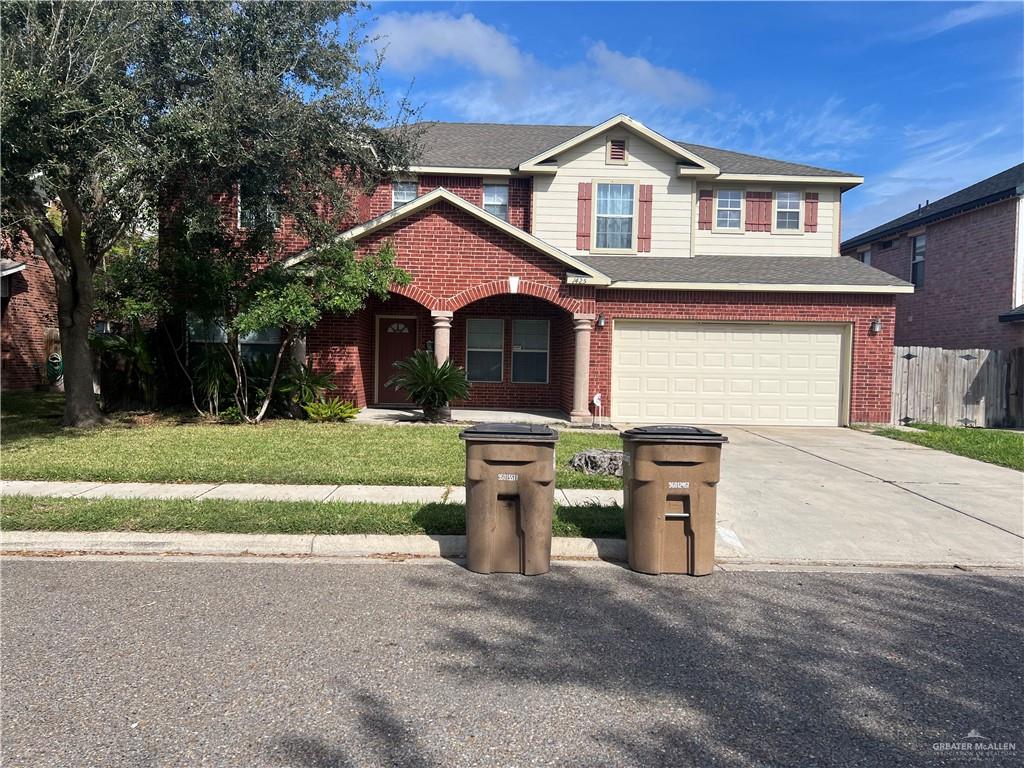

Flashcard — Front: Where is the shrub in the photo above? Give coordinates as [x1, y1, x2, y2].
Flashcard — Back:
[386, 349, 470, 422]
[302, 397, 360, 423]
[219, 405, 244, 424]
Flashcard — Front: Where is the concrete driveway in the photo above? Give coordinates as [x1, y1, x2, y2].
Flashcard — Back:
[712, 427, 1023, 568]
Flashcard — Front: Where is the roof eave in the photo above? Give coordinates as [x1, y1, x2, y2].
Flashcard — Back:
[842, 186, 1024, 250]
[602, 280, 914, 294]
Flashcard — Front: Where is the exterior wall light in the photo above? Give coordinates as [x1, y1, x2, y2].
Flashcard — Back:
[869, 318, 883, 334]
[597, 314, 606, 328]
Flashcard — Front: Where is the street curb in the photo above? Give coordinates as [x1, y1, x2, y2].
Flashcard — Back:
[0, 530, 628, 561]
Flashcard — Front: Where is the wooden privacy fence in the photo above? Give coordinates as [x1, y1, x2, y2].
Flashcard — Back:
[891, 346, 1024, 428]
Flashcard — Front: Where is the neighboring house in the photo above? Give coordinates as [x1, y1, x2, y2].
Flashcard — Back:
[841, 164, 1024, 351]
[235, 114, 912, 425]
[1, 231, 56, 391]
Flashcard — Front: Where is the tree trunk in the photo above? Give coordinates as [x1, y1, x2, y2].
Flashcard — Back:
[53, 263, 103, 427]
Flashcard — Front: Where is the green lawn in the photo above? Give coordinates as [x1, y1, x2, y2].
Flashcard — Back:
[873, 422, 1024, 471]
[0, 495, 626, 539]
[0, 392, 623, 489]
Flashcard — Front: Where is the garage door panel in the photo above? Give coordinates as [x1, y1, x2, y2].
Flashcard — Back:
[612, 321, 844, 426]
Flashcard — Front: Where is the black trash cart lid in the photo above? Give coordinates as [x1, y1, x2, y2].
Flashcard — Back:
[619, 425, 728, 444]
[459, 423, 560, 442]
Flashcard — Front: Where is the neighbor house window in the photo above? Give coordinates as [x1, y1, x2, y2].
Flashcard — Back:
[238, 189, 280, 230]
[511, 319, 549, 383]
[775, 190, 801, 230]
[483, 184, 509, 221]
[911, 234, 926, 288]
[392, 181, 417, 209]
[466, 318, 503, 382]
[859, 249, 872, 266]
[595, 182, 635, 250]
[715, 190, 742, 230]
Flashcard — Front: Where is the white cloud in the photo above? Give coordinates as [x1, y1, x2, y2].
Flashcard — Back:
[372, 12, 710, 123]
[841, 118, 1020, 237]
[906, 2, 1020, 39]
[373, 12, 526, 79]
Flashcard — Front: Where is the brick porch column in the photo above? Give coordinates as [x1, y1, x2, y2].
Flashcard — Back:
[430, 311, 454, 364]
[570, 314, 596, 423]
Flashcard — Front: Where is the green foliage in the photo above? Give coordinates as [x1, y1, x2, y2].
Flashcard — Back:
[386, 350, 470, 422]
[873, 423, 1024, 471]
[93, 236, 166, 326]
[192, 345, 233, 416]
[219, 406, 244, 424]
[89, 320, 157, 409]
[302, 397, 360, 423]
[278, 363, 334, 411]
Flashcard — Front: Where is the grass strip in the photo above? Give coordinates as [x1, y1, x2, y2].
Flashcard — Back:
[873, 422, 1024, 472]
[0, 495, 626, 539]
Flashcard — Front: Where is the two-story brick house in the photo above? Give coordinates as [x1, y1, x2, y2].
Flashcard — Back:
[841, 163, 1024, 351]
[260, 114, 911, 425]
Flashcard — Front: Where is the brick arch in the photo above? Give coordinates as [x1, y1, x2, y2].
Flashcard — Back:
[390, 283, 441, 311]
[445, 279, 581, 314]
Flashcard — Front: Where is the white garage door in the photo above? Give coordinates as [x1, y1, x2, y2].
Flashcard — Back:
[612, 321, 846, 426]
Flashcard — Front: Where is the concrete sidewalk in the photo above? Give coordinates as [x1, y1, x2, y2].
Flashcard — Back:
[0, 479, 622, 507]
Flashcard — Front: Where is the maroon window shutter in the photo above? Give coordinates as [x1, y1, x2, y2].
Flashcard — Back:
[805, 192, 819, 232]
[698, 189, 713, 230]
[576, 182, 592, 250]
[746, 191, 771, 232]
[637, 184, 653, 252]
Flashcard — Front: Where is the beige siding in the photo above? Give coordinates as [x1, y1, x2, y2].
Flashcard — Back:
[693, 185, 840, 257]
[532, 131, 694, 258]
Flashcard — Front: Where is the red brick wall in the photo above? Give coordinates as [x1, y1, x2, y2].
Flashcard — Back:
[843, 198, 1022, 350]
[1, 234, 56, 391]
[590, 290, 897, 423]
[356, 200, 568, 307]
[448, 295, 570, 410]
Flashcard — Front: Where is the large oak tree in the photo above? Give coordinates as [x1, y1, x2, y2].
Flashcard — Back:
[1, 0, 415, 425]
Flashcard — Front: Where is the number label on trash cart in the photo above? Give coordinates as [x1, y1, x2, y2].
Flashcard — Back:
[497, 473, 519, 482]
[668, 481, 690, 489]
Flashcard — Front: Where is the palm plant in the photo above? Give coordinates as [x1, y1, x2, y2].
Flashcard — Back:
[386, 349, 470, 422]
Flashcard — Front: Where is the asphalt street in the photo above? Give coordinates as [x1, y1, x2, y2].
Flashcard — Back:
[1, 558, 1021, 767]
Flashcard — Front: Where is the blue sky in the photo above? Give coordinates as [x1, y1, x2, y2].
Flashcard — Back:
[362, 1, 1023, 238]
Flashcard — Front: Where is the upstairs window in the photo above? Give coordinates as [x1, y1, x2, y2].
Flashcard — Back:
[466, 318, 503, 382]
[606, 137, 629, 165]
[858, 249, 872, 266]
[775, 191, 801, 231]
[392, 181, 417, 209]
[511, 319, 549, 383]
[483, 184, 509, 221]
[715, 190, 742, 230]
[595, 183, 635, 251]
[911, 234, 926, 288]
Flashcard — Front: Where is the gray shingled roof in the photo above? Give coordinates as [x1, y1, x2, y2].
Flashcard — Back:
[411, 122, 859, 178]
[999, 304, 1024, 323]
[843, 163, 1024, 248]
[577, 254, 912, 287]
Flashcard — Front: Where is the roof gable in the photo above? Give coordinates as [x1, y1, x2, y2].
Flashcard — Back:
[518, 114, 719, 175]
[285, 188, 610, 284]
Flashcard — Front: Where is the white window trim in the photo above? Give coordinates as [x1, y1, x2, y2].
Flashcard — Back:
[511, 319, 550, 385]
[712, 189, 745, 234]
[482, 183, 509, 221]
[911, 234, 926, 288]
[391, 180, 418, 209]
[771, 190, 804, 235]
[605, 136, 629, 166]
[591, 180, 639, 255]
[465, 318, 504, 383]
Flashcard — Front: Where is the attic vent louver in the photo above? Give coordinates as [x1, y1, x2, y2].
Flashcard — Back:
[606, 138, 628, 165]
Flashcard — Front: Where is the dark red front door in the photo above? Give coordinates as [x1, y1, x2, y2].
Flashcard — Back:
[376, 316, 418, 404]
